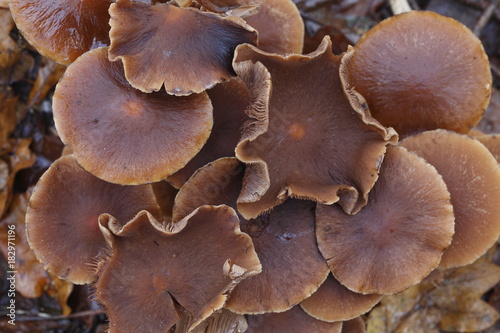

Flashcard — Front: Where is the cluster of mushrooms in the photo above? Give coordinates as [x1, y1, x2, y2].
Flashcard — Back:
[9, 0, 500, 331]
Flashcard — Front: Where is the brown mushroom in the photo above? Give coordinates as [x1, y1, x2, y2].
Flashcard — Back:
[316, 146, 454, 294]
[173, 157, 330, 314]
[96, 206, 261, 332]
[400, 130, 500, 269]
[151, 180, 179, 222]
[53, 47, 213, 185]
[341, 317, 366, 333]
[246, 305, 343, 333]
[244, 0, 304, 54]
[348, 11, 491, 136]
[25, 155, 161, 284]
[0, 9, 20, 69]
[174, 309, 248, 333]
[233, 37, 397, 219]
[476, 134, 500, 162]
[167, 78, 250, 188]
[108, 0, 258, 95]
[300, 274, 381, 322]
[9, 0, 112, 65]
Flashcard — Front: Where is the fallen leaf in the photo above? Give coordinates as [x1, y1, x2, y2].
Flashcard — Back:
[27, 58, 65, 107]
[0, 9, 20, 69]
[0, 94, 18, 147]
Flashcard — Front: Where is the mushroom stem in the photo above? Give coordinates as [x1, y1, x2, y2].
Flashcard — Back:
[389, 0, 411, 15]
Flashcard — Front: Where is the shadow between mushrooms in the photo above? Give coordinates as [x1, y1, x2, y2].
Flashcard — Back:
[96, 206, 261, 333]
[233, 37, 397, 219]
[25, 155, 161, 284]
[53, 47, 213, 185]
[316, 146, 454, 295]
[108, 0, 258, 95]
[172, 157, 330, 314]
[9, 0, 112, 65]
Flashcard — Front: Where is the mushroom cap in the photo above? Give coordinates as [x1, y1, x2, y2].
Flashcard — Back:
[316, 146, 454, 294]
[53, 47, 213, 185]
[244, 0, 304, 54]
[341, 317, 366, 333]
[233, 37, 397, 219]
[96, 206, 261, 332]
[476, 134, 500, 162]
[348, 11, 491, 136]
[25, 155, 161, 284]
[246, 305, 343, 333]
[9, 0, 111, 65]
[108, 0, 258, 94]
[173, 157, 330, 314]
[167, 78, 250, 188]
[151, 180, 178, 222]
[400, 130, 500, 269]
[300, 274, 381, 322]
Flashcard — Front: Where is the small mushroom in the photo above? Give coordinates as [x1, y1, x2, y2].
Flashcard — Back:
[348, 11, 491, 136]
[300, 274, 381, 322]
[233, 37, 397, 219]
[244, 0, 304, 54]
[96, 206, 261, 332]
[476, 134, 500, 162]
[26, 155, 161, 284]
[246, 305, 343, 333]
[9, 0, 112, 65]
[173, 157, 330, 314]
[167, 78, 250, 188]
[53, 47, 213, 185]
[400, 130, 500, 269]
[316, 146, 454, 294]
[108, 0, 258, 94]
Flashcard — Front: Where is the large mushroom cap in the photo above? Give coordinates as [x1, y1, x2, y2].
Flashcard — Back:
[244, 0, 304, 54]
[400, 130, 500, 269]
[9, 0, 112, 65]
[300, 274, 381, 322]
[348, 11, 491, 136]
[173, 157, 330, 314]
[25, 155, 161, 284]
[246, 305, 343, 333]
[316, 146, 454, 295]
[96, 206, 261, 332]
[53, 47, 213, 185]
[233, 37, 397, 219]
[108, 0, 258, 95]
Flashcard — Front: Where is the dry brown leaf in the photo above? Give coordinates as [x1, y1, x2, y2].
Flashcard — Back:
[0, 9, 20, 69]
[27, 58, 66, 107]
[0, 94, 18, 147]
[0, 189, 73, 314]
[367, 260, 500, 333]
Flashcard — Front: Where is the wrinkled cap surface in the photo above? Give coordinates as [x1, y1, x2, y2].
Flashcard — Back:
[233, 37, 397, 219]
[300, 274, 381, 321]
[246, 305, 342, 333]
[401, 130, 500, 269]
[316, 146, 454, 294]
[53, 47, 213, 185]
[167, 78, 250, 188]
[348, 11, 491, 136]
[173, 157, 330, 314]
[96, 206, 261, 333]
[26, 155, 161, 284]
[108, 0, 258, 94]
[244, 0, 304, 54]
[9, 0, 111, 65]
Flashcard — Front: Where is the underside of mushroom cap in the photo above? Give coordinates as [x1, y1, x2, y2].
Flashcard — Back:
[9, 0, 112, 65]
[400, 130, 500, 269]
[53, 47, 213, 185]
[244, 0, 304, 54]
[300, 274, 381, 322]
[348, 11, 491, 136]
[25, 155, 161, 284]
[246, 305, 343, 333]
[173, 157, 330, 314]
[96, 206, 261, 333]
[108, 0, 258, 95]
[233, 37, 397, 219]
[316, 146, 454, 294]
[167, 78, 250, 188]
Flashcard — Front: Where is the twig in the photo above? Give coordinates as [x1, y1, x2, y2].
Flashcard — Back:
[389, 0, 412, 15]
[474, 0, 499, 36]
[15, 309, 105, 322]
